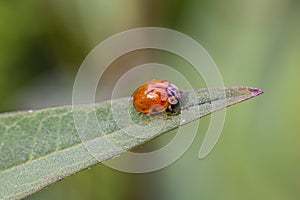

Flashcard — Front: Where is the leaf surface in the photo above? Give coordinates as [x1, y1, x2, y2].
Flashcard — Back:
[0, 86, 263, 200]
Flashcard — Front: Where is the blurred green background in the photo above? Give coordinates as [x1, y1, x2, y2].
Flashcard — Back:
[0, 0, 299, 199]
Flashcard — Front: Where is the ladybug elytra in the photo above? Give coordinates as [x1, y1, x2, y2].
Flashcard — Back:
[133, 80, 181, 115]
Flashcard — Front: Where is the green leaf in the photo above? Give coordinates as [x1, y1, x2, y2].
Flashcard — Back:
[0, 86, 262, 200]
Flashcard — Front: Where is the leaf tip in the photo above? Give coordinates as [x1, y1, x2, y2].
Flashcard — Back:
[248, 87, 264, 96]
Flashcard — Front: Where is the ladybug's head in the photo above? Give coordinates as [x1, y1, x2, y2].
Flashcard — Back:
[166, 83, 181, 105]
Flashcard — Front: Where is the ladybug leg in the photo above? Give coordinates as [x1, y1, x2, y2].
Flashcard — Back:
[159, 113, 164, 119]
[166, 103, 181, 116]
[168, 104, 173, 111]
[166, 104, 174, 116]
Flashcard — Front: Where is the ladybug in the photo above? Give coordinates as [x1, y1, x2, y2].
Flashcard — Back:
[133, 80, 181, 115]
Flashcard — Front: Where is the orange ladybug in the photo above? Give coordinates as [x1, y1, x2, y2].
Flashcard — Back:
[133, 80, 181, 115]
